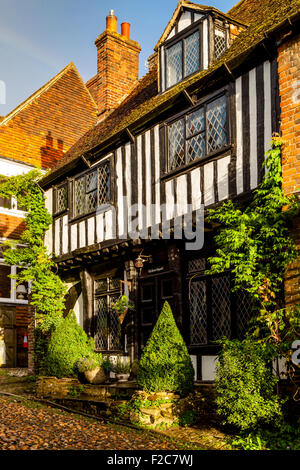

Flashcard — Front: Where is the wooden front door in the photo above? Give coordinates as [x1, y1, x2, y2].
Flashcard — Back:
[138, 274, 175, 352]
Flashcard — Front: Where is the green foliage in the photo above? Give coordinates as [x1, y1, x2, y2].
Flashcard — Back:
[113, 357, 131, 374]
[0, 170, 67, 332]
[215, 338, 284, 431]
[111, 295, 134, 315]
[76, 356, 102, 373]
[179, 410, 196, 427]
[230, 424, 300, 450]
[137, 301, 194, 396]
[68, 384, 84, 398]
[206, 136, 300, 370]
[43, 311, 101, 378]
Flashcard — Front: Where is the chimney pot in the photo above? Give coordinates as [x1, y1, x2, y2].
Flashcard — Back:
[121, 22, 130, 39]
[106, 10, 117, 32]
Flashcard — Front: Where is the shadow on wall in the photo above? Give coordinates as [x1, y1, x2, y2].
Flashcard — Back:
[40, 131, 64, 168]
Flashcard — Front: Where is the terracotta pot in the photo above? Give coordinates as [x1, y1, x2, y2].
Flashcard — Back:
[84, 367, 107, 384]
[115, 373, 130, 382]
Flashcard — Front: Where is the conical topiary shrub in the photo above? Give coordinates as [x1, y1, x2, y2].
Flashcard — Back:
[44, 310, 100, 378]
[137, 301, 194, 396]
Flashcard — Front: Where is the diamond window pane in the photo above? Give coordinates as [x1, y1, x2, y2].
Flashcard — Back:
[211, 275, 231, 340]
[95, 278, 107, 293]
[215, 28, 226, 60]
[187, 134, 206, 163]
[95, 297, 108, 350]
[168, 118, 185, 170]
[166, 41, 183, 88]
[236, 290, 253, 339]
[109, 295, 122, 350]
[188, 258, 206, 273]
[98, 162, 110, 206]
[86, 189, 97, 213]
[207, 96, 227, 153]
[56, 185, 67, 213]
[74, 177, 85, 216]
[86, 171, 97, 192]
[109, 277, 121, 291]
[184, 31, 200, 77]
[186, 107, 205, 137]
[190, 280, 207, 345]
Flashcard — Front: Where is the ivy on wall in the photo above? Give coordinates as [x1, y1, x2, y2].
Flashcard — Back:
[0, 169, 67, 332]
[206, 135, 300, 371]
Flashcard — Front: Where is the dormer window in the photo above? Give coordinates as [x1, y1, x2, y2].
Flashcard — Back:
[166, 29, 200, 89]
[214, 26, 226, 60]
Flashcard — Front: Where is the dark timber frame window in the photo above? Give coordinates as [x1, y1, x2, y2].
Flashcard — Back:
[164, 21, 202, 89]
[167, 93, 228, 172]
[54, 182, 68, 215]
[187, 257, 253, 350]
[73, 158, 111, 219]
[214, 24, 227, 60]
[94, 276, 122, 352]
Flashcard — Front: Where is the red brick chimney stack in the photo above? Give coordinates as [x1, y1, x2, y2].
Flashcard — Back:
[95, 10, 141, 119]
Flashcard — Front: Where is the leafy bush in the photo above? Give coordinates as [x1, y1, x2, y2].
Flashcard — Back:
[137, 301, 194, 396]
[230, 424, 300, 450]
[44, 311, 100, 378]
[215, 338, 284, 431]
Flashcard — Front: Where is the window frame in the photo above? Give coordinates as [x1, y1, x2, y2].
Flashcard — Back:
[94, 275, 124, 353]
[186, 256, 254, 354]
[214, 23, 227, 61]
[0, 244, 29, 305]
[162, 18, 203, 92]
[165, 90, 230, 175]
[53, 182, 68, 216]
[71, 156, 113, 221]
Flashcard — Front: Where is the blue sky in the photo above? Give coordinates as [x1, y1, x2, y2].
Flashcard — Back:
[0, 0, 236, 116]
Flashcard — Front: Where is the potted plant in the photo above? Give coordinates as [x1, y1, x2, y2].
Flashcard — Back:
[113, 357, 131, 382]
[76, 355, 107, 385]
[111, 295, 134, 325]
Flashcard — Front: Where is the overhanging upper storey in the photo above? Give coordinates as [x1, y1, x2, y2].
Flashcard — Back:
[156, 1, 246, 93]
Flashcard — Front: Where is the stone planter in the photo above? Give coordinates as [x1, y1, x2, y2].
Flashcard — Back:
[84, 367, 107, 384]
[115, 373, 130, 382]
[129, 390, 181, 428]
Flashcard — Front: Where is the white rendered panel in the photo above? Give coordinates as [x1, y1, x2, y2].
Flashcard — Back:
[204, 162, 214, 206]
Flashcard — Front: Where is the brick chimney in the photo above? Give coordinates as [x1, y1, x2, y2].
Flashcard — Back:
[94, 10, 141, 118]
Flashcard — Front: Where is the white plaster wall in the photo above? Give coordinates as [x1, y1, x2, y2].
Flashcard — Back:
[201, 355, 218, 381]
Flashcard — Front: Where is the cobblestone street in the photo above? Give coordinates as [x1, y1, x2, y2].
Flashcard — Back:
[0, 397, 179, 451]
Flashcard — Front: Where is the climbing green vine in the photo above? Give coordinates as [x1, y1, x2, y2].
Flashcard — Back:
[206, 135, 300, 372]
[0, 169, 67, 332]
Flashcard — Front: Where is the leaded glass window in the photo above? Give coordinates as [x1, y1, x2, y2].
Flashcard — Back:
[165, 28, 200, 89]
[214, 27, 226, 60]
[166, 41, 183, 88]
[169, 118, 185, 170]
[94, 276, 123, 351]
[185, 31, 200, 77]
[73, 159, 111, 217]
[187, 258, 254, 347]
[55, 184, 68, 214]
[207, 96, 227, 153]
[168, 95, 227, 171]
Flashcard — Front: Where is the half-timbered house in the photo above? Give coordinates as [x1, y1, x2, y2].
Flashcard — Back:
[40, 0, 300, 381]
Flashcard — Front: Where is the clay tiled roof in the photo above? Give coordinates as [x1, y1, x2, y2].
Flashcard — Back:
[43, 0, 300, 183]
[0, 63, 98, 169]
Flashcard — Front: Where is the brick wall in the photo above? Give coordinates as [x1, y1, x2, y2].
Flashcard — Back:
[95, 30, 140, 118]
[278, 33, 300, 307]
